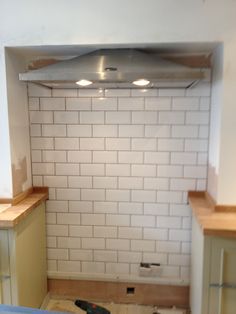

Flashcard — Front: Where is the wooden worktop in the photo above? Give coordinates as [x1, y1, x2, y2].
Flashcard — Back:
[188, 191, 236, 238]
[0, 187, 48, 228]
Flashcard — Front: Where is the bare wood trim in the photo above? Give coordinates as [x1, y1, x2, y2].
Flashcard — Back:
[215, 205, 236, 213]
[0, 198, 12, 204]
[12, 187, 33, 205]
[48, 279, 189, 308]
[188, 191, 206, 199]
[33, 186, 49, 194]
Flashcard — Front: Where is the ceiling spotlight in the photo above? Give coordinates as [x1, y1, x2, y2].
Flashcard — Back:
[76, 79, 93, 86]
[132, 79, 150, 86]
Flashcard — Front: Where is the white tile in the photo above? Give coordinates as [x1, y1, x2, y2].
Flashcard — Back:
[185, 82, 211, 97]
[182, 217, 191, 229]
[57, 213, 80, 225]
[169, 204, 191, 217]
[169, 230, 191, 242]
[79, 89, 103, 97]
[82, 238, 105, 249]
[145, 125, 171, 138]
[55, 138, 79, 150]
[156, 191, 182, 203]
[80, 138, 105, 150]
[199, 125, 209, 138]
[93, 176, 117, 188]
[131, 165, 156, 177]
[106, 214, 130, 226]
[47, 260, 58, 271]
[47, 236, 57, 247]
[132, 111, 158, 124]
[57, 188, 80, 200]
[181, 242, 191, 254]
[131, 215, 155, 227]
[66, 98, 91, 110]
[144, 203, 169, 215]
[81, 189, 105, 201]
[131, 89, 158, 97]
[105, 89, 130, 97]
[131, 240, 155, 252]
[106, 111, 131, 124]
[145, 97, 171, 110]
[106, 189, 130, 202]
[118, 97, 144, 110]
[94, 251, 117, 262]
[106, 138, 130, 151]
[142, 252, 168, 264]
[106, 164, 130, 176]
[43, 151, 66, 162]
[30, 111, 53, 123]
[186, 112, 209, 125]
[106, 263, 129, 274]
[69, 201, 93, 213]
[40, 97, 65, 110]
[69, 226, 93, 237]
[44, 176, 67, 188]
[172, 97, 199, 111]
[94, 202, 118, 213]
[80, 111, 104, 124]
[53, 89, 77, 97]
[171, 152, 197, 165]
[46, 200, 68, 212]
[170, 178, 196, 191]
[94, 226, 117, 238]
[33, 176, 43, 186]
[28, 97, 39, 110]
[200, 97, 210, 111]
[171, 125, 198, 138]
[197, 179, 207, 190]
[70, 249, 93, 260]
[156, 216, 181, 228]
[157, 165, 183, 178]
[68, 151, 92, 163]
[67, 125, 92, 137]
[93, 151, 117, 163]
[118, 177, 143, 189]
[159, 111, 185, 124]
[168, 254, 190, 266]
[118, 251, 142, 263]
[42, 124, 66, 137]
[161, 266, 180, 278]
[31, 150, 42, 162]
[46, 213, 56, 224]
[68, 176, 92, 188]
[47, 248, 68, 260]
[80, 164, 105, 176]
[131, 190, 156, 202]
[58, 261, 81, 272]
[81, 261, 105, 273]
[185, 139, 208, 152]
[180, 266, 190, 279]
[30, 124, 41, 136]
[32, 163, 54, 175]
[57, 237, 81, 249]
[158, 139, 184, 152]
[92, 97, 117, 110]
[157, 241, 180, 253]
[56, 163, 80, 175]
[144, 152, 169, 164]
[159, 88, 185, 97]
[81, 213, 105, 225]
[118, 227, 142, 239]
[106, 239, 130, 250]
[118, 152, 143, 164]
[47, 224, 68, 236]
[93, 125, 118, 137]
[31, 137, 54, 149]
[184, 166, 207, 178]
[49, 188, 56, 200]
[28, 83, 51, 97]
[118, 202, 143, 215]
[54, 111, 79, 124]
[144, 178, 169, 190]
[132, 138, 156, 151]
[143, 228, 168, 240]
[119, 125, 144, 137]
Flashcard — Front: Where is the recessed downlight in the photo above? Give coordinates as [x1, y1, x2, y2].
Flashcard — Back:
[76, 79, 93, 86]
[132, 79, 150, 86]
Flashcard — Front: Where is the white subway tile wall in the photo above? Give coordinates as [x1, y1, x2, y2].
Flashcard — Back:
[28, 83, 210, 283]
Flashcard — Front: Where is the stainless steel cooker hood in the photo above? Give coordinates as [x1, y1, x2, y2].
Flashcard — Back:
[19, 49, 207, 89]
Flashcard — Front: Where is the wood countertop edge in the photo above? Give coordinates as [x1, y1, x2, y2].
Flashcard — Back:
[188, 191, 236, 238]
[0, 187, 48, 228]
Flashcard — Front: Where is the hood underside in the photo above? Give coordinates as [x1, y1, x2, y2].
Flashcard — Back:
[19, 49, 207, 89]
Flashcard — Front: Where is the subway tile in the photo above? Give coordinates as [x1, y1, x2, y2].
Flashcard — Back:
[69, 226, 93, 237]
[171, 125, 198, 138]
[106, 111, 131, 124]
[94, 202, 118, 213]
[142, 252, 168, 264]
[47, 248, 68, 260]
[184, 166, 207, 178]
[156, 241, 181, 253]
[199, 125, 209, 138]
[68, 176, 92, 188]
[46, 213, 56, 225]
[186, 112, 209, 125]
[118, 97, 144, 110]
[159, 111, 185, 124]
[47, 236, 57, 248]
[106, 189, 130, 202]
[66, 98, 91, 110]
[185, 139, 208, 152]
[172, 97, 199, 111]
[46, 200, 68, 213]
[145, 125, 171, 138]
[106, 138, 130, 151]
[144, 178, 169, 190]
[170, 178, 196, 191]
[82, 238, 105, 249]
[168, 254, 190, 266]
[33, 176, 43, 186]
[105, 89, 130, 97]
[94, 226, 117, 238]
[47, 224, 68, 237]
[54, 111, 79, 124]
[58, 261, 81, 272]
[68, 151, 92, 163]
[171, 152, 197, 165]
[118, 227, 142, 239]
[118, 151, 143, 164]
[118, 251, 142, 263]
[69, 201, 93, 213]
[145, 97, 171, 110]
[42, 124, 66, 137]
[81, 262, 105, 273]
[106, 164, 130, 176]
[131, 215, 155, 227]
[57, 237, 81, 249]
[158, 139, 184, 152]
[106, 239, 130, 251]
[53, 89, 77, 97]
[106, 214, 130, 226]
[81, 189, 105, 201]
[169, 230, 191, 242]
[31, 150, 42, 162]
[55, 138, 79, 150]
[28, 83, 51, 97]
[118, 125, 144, 137]
[144, 152, 169, 164]
[199, 97, 210, 111]
[67, 125, 92, 137]
[44, 176, 67, 188]
[57, 213, 80, 225]
[92, 97, 117, 110]
[93, 125, 118, 137]
[94, 251, 117, 262]
[156, 191, 182, 204]
[28, 97, 39, 110]
[81, 213, 105, 225]
[161, 266, 180, 278]
[118, 177, 143, 189]
[131, 190, 156, 202]
[93, 151, 117, 163]
[143, 203, 169, 216]
[156, 216, 182, 228]
[131, 165, 156, 177]
[157, 165, 183, 178]
[132, 111, 158, 124]
[57, 188, 80, 200]
[40, 97, 65, 110]
[93, 176, 117, 189]
[196, 179, 207, 190]
[131, 240, 155, 252]
[70, 249, 93, 261]
[30, 111, 53, 124]
[159, 88, 185, 97]
[80, 111, 104, 124]
[31, 137, 54, 149]
[80, 138, 105, 150]
[32, 163, 54, 175]
[132, 138, 157, 151]
[185, 82, 211, 97]
[132, 89, 158, 97]
[169, 204, 191, 217]
[118, 202, 143, 215]
[80, 164, 105, 176]
[30, 124, 41, 137]
[56, 163, 80, 175]
[79, 89, 103, 97]
[143, 228, 168, 241]
[43, 150, 66, 162]
[106, 263, 129, 274]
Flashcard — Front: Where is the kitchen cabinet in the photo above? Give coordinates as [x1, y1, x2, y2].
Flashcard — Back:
[190, 216, 236, 314]
[0, 202, 47, 308]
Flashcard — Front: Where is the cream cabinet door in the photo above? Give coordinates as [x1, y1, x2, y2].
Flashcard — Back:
[208, 237, 236, 314]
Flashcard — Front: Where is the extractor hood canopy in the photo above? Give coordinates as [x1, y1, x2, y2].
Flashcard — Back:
[19, 49, 207, 89]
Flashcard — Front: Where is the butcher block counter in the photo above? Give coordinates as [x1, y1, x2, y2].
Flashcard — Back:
[188, 191, 236, 238]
